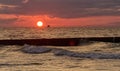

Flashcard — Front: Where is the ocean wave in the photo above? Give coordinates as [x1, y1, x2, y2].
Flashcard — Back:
[22, 44, 120, 59]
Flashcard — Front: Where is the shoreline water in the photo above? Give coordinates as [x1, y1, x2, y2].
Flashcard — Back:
[0, 41, 120, 71]
[0, 27, 120, 71]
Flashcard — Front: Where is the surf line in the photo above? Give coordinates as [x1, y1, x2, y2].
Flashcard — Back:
[0, 37, 119, 46]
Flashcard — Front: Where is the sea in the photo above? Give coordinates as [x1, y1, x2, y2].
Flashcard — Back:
[0, 27, 120, 71]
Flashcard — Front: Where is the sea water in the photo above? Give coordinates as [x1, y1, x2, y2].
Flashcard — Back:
[0, 27, 120, 39]
[0, 27, 120, 71]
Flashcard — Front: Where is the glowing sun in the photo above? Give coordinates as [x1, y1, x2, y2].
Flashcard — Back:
[37, 21, 43, 27]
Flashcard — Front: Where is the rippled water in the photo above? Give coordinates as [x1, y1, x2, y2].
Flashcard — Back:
[0, 27, 120, 39]
[0, 27, 120, 71]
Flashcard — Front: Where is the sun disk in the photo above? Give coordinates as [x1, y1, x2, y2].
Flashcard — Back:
[37, 21, 43, 27]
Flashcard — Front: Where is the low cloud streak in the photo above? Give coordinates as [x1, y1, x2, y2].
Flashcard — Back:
[0, 18, 18, 24]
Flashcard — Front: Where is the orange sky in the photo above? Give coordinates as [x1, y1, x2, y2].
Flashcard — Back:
[0, 0, 120, 27]
[0, 14, 120, 27]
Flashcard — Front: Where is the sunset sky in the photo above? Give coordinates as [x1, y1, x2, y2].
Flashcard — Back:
[0, 0, 120, 27]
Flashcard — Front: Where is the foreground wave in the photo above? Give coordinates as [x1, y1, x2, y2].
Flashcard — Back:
[22, 45, 120, 59]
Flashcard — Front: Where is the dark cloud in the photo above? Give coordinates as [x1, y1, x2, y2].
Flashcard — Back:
[0, 0, 25, 5]
[0, 0, 120, 18]
[0, 18, 18, 24]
